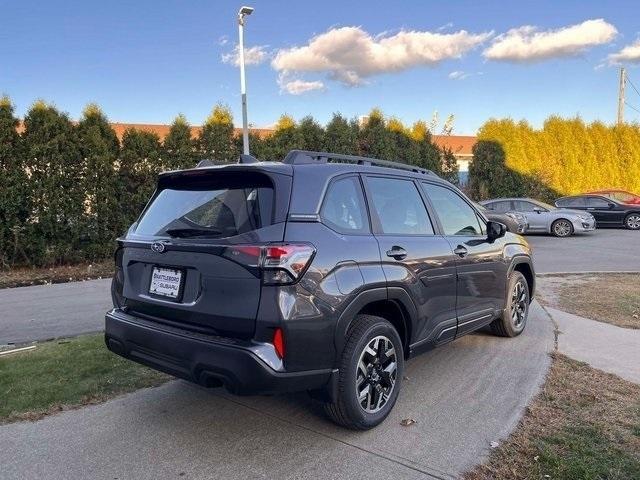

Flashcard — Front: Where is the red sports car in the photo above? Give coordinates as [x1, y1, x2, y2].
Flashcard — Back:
[587, 190, 640, 205]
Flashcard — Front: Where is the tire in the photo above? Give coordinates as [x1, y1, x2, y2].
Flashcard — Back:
[624, 213, 640, 230]
[324, 314, 404, 430]
[490, 271, 530, 338]
[551, 218, 574, 237]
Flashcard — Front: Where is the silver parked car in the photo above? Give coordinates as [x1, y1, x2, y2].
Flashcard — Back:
[480, 198, 595, 237]
[474, 202, 528, 234]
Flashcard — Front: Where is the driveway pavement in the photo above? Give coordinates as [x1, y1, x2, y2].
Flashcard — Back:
[526, 229, 640, 273]
[0, 302, 554, 480]
[0, 279, 110, 345]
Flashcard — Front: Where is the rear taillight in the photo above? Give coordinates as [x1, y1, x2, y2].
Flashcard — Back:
[224, 243, 315, 285]
[262, 244, 315, 285]
[272, 328, 285, 359]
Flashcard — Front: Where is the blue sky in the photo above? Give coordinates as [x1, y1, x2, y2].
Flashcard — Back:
[2, 0, 640, 134]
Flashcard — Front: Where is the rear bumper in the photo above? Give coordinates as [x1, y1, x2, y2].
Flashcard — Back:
[105, 308, 336, 396]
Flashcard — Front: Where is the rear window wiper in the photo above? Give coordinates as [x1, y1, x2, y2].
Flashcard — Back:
[165, 227, 224, 238]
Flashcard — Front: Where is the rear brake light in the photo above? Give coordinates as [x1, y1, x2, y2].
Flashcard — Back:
[262, 244, 315, 285]
[273, 328, 285, 359]
[224, 243, 315, 285]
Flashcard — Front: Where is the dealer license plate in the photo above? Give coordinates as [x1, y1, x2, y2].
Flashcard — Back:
[149, 267, 183, 299]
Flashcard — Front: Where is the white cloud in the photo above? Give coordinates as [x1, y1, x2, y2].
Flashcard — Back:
[484, 19, 617, 62]
[221, 45, 269, 66]
[448, 70, 483, 80]
[218, 35, 229, 46]
[437, 22, 454, 32]
[277, 74, 325, 95]
[272, 26, 492, 86]
[608, 39, 640, 64]
[448, 70, 469, 80]
[280, 79, 325, 95]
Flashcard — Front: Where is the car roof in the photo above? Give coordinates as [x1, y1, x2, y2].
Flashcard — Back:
[160, 158, 449, 184]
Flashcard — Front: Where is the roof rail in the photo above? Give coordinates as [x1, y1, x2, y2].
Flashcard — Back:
[239, 154, 259, 164]
[282, 150, 434, 176]
[196, 159, 216, 168]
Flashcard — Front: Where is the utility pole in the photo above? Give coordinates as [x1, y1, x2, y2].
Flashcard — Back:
[617, 67, 626, 125]
[237, 6, 254, 154]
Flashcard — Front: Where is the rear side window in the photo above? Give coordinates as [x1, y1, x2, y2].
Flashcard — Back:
[422, 183, 484, 236]
[367, 177, 434, 235]
[320, 176, 369, 234]
[135, 174, 273, 238]
[487, 200, 512, 212]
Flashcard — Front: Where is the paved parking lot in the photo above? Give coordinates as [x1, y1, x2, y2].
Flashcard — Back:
[526, 228, 640, 273]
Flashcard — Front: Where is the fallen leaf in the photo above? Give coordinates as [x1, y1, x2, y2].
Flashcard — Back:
[400, 418, 416, 427]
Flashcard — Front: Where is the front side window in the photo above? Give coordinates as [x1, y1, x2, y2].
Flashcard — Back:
[320, 176, 368, 234]
[422, 183, 484, 236]
[367, 177, 434, 235]
[586, 197, 611, 208]
[513, 201, 544, 213]
[557, 197, 586, 207]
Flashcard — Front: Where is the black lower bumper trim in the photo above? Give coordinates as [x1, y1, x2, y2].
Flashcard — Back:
[105, 309, 336, 396]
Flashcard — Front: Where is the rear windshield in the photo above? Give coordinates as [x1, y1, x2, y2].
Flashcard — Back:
[135, 173, 273, 238]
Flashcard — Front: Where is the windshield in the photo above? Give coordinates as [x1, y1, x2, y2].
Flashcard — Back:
[610, 192, 637, 202]
[135, 184, 273, 238]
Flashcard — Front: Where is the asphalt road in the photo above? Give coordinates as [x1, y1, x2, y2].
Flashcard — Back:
[0, 302, 554, 480]
[526, 228, 640, 273]
[0, 278, 111, 345]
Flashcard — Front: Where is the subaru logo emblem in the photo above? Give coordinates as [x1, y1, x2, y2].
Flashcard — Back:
[151, 242, 166, 253]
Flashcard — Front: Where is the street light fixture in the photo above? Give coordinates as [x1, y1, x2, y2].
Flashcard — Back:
[238, 5, 254, 155]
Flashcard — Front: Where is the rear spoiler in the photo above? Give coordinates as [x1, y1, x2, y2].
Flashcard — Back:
[196, 154, 258, 168]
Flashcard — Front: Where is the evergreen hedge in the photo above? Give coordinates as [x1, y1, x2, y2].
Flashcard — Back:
[468, 117, 640, 202]
[1, 99, 457, 269]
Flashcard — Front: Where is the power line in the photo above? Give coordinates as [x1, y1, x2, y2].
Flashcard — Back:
[624, 101, 640, 115]
[626, 75, 640, 99]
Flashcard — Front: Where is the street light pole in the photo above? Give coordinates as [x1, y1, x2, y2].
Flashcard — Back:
[237, 6, 254, 155]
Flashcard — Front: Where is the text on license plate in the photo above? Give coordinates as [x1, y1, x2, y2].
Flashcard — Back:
[149, 267, 182, 298]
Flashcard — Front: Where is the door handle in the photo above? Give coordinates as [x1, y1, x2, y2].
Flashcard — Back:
[386, 246, 407, 260]
[454, 245, 468, 258]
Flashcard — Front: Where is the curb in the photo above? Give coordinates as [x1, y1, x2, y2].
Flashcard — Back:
[536, 271, 640, 277]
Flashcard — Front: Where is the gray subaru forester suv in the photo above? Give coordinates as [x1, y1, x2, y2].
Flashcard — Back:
[106, 150, 534, 430]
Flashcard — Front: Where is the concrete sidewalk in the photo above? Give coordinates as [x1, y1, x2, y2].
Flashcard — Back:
[546, 306, 640, 384]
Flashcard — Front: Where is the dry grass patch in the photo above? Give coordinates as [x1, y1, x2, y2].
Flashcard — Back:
[537, 273, 640, 329]
[465, 354, 640, 480]
[0, 261, 113, 289]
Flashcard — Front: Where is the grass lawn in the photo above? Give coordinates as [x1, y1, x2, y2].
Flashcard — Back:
[0, 261, 114, 289]
[537, 273, 640, 329]
[464, 354, 640, 480]
[0, 334, 169, 424]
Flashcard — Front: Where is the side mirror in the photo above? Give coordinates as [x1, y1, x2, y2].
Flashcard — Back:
[487, 221, 507, 241]
[608, 203, 616, 209]
[533, 207, 543, 214]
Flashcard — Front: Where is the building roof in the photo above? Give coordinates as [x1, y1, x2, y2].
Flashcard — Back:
[110, 122, 274, 141]
[431, 135, 476, 157]
[16, 120, 476, 155]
